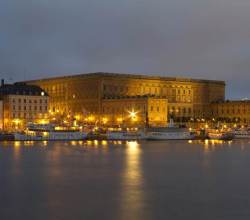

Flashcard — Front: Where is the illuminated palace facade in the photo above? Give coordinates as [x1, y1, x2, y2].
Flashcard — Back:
[26, 72, 225, 126]
[210, 100, 250, 125]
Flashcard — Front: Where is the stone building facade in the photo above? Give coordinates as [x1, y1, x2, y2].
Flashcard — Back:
[25, 72, 225, 126]
[101, 96, 168, 127]
[0, 82, 49, 131]
[210, 100, 250, 125]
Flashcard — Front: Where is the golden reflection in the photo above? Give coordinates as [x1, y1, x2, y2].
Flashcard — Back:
[14, 141, 21, 147]
[13, 141, 21, 160]
[120, 141, 145, 220]
[70, 141, 77, 146]
[101, 140, 107, 146]
[201, 139, 227, 153]
[23, 141, 35, 146]
[204, 139, 210, 153]
[87, 140, 92, 146]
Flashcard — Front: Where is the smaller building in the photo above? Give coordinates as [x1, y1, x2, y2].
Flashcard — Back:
[101, 95, 168, 127]
[210, 100, 250, 125]
[0, 80, 49, 131]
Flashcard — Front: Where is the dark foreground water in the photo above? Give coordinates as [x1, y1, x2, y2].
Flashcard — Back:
[1, 140, 250, 220]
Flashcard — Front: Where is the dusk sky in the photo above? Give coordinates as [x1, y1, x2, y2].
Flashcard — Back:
[1, 0, 250, 99]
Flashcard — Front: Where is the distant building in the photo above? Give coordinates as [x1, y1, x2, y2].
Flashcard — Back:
[25, 72, 225, 126]
[0, 80, 49, 131]
[210, 100, 250, 125]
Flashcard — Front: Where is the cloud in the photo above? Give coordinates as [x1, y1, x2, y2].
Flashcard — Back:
[0, 0, 250, 98]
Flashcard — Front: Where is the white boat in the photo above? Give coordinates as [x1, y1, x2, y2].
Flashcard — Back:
[106, 130, 145, 140]
[14, 123, 88, 141]
[207, 129, 234, 140]
[145, 119, 195, 140]
[233, 128, 250, 139]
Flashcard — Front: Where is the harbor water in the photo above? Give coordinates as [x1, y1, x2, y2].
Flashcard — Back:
[1, 140, 250, 220]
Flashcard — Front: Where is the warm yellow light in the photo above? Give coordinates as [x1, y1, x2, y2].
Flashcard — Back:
[38, 119, 49, 124]
[129, 111, 137, 118]
[126, 141, 139, 149]
[75, 115, 80, 120]
[43, 132, 49, 137]
[102, 117, 108, 124]
[205, 124, 209, 129]
[88, 116, 95, 122]
[41, 91, 45, 96]
[101, 140, 108, 146]
[116, 117, 122, 122]
[128, 110, 138, 122]
[13, 119, 21, 124]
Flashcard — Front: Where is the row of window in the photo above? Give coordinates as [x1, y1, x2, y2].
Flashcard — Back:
[104, 85, 192, 96]
[12, 98, 47, 104]
[169, 107, 192, 114]
[212, 109, 250, 115]
[12, 113, 45, 119]
[12, 106, 47, 111]
[150, 106, 166, 112]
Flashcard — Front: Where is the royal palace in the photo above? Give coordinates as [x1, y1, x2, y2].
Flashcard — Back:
[24, 72, 226, 127]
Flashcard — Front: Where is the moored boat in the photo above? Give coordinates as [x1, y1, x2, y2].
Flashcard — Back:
[207, 129, 234, 140]
[106, 130, 145, 140]
[14, 123, 88, 141]
[233, 128, 250, 139]
[145, 119, 195, 140]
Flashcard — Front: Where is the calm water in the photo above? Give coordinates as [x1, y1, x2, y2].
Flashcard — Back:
[1, 140, 250, 220]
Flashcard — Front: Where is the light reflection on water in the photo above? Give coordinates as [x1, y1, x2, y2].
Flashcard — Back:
[119, 141, 146, 220]
[1, 140, 250, 220]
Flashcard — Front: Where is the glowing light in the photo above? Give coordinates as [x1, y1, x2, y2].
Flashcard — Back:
[128, 110, 138, 122]
[88, 116, 95, 122]
[13, 119, 21, 124]
[14, 141, 21, 147]
[101, 140, 107, 146]
[43, 132, 49, 137]
[71, 141, 77, 146]
[102, 117, 108, 124]
[75, 115, 80, 120]
[126, 141, 139, 149]
[117, 117, 123, 123]
[38, 119, 49, 124]
[41, 91, 45, 96]
[129, 111, 137, 118]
